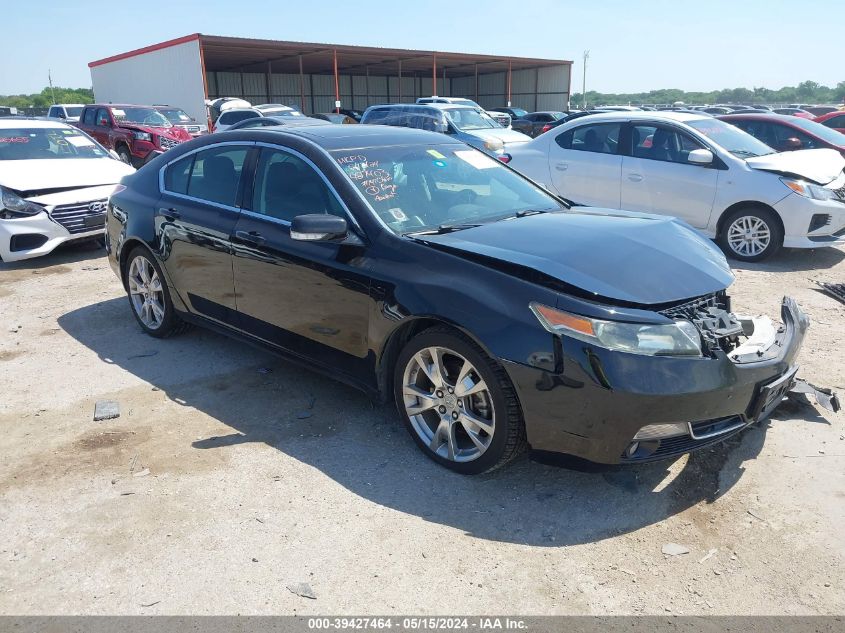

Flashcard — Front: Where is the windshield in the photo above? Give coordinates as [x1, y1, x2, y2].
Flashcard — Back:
[510, 108, 529, 118]
[66, 106, 83, 117]
[0, 127, 109, 160]
[686, 118, 774, 157]
[445, 108, 497, 131]
[333, 144, 565, 235]
[111, 107, 172, 127]
[158, 108, 192, 123]
[786, 117, 845, 146]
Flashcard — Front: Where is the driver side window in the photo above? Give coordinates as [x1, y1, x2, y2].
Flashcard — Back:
[249, 148, 345, 223]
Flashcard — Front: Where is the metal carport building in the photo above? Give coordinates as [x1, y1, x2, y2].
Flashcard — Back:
[89, 34, 572, 126]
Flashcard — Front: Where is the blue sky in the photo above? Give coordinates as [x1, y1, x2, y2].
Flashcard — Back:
[1, 0, 841, 95]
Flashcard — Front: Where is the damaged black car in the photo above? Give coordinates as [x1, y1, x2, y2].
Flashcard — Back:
[105, 125, 837, 474]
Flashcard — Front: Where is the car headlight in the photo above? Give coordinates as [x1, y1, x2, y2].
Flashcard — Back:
[0, 186, 44, 219]
[483, 139, 504, 153]
[530, 303, 703, 357]
[781, 177, 837, 201]
[133, 131, 152, 142]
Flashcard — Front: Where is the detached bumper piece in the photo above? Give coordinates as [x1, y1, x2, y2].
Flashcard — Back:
[789, 379, 841, 414]
[817, 282, 845, 306]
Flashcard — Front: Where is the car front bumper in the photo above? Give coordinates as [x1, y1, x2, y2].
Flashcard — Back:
[0, 211, 101, 262]
[502, 297, 808, 464]
[775, 192, 845, 248]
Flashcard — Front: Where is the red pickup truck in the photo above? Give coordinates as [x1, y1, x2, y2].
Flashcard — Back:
[75, 104, 191, 167]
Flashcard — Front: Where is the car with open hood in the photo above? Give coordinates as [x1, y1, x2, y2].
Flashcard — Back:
[0, 119, 134, 262]
[75, 104, 192, 167]
[104, 125, 823, 474]
[361, 103, 530, 157]
[506, 111, 845, 261]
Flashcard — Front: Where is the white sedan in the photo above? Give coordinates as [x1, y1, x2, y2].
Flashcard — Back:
[0, 119, 134, 262]
[507, 111, 845, 261]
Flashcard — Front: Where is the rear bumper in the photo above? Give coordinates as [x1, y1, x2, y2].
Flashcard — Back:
[502, 297, 808, 464]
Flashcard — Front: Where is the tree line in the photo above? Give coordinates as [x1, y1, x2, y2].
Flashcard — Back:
[571, 80, 845, 107]
[0, 87, 94, 109]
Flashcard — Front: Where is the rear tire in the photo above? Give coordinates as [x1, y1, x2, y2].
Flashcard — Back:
[124, 246, 191, 338]
[718, 207, 783, 262]
[393, 326, 526, 474]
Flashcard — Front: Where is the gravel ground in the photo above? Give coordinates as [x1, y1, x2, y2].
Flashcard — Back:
[0, 241, 843, 615]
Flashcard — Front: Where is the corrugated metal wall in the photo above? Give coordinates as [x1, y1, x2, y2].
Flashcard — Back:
[90, 39, 207, 124]
[206, 63, 571, 114]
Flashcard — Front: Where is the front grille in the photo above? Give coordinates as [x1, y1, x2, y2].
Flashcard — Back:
[658, 292, 722, 320]
[159, 136, 182, 150]
[831, 185, 845, 202]
[50, 199, 107, 234]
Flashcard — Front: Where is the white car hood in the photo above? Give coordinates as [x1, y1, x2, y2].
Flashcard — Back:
[469, 128, 532, 145]
[0, 158, 134, 195]
[745, 148, 845, 185]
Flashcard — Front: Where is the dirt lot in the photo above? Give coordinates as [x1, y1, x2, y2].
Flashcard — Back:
[1, 242, 843, 615]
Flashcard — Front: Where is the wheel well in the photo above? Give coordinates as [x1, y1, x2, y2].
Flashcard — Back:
[716, 201, 784, 238]
[118, 238, 146, 288]
[376, 317, 492, 403]
[115, 141, 131, 154]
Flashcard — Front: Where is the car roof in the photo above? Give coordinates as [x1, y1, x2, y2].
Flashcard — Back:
[88, 104, 157, 109]
[561, 110, 710, 124]
[0, 118, 75, 129]
[718, 112, 795, 121]
[372, 102, 474, 112]
[246, 123, 463, 150]
[53, 103, 85, 107]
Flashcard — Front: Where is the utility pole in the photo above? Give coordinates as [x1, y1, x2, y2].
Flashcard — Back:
[582, 50, 589, 109]
[48, 69, 56, 105]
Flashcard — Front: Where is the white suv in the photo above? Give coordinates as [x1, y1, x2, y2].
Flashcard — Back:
[508, 111, 845, 261]
[46, 104, 85, 123]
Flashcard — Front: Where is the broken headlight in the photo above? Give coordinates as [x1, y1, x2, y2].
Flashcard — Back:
[1, 186, 44, 219]
[530, 303, 702, 357]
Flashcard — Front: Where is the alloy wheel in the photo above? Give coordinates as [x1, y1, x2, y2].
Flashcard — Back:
[128, 255, 166, 330]
[726, 215, 771, 258]
[402, 346, 495, 463]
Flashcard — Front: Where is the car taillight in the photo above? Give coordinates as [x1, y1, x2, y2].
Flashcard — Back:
[497, 153, 512, 164]
[540, 124, 552, 134]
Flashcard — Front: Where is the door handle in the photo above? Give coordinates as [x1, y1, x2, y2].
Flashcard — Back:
[627, 173, 644, 182]
[235, 230, 266, 245]
[555, 163, 568, 171]
[158, 207, 181, 221]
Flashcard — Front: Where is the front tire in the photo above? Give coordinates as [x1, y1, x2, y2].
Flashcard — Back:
[116, 145, 133, 166]
[718, 207, 783, 262]
[124, 246, 190, 338]
[393, 326, 526, 474]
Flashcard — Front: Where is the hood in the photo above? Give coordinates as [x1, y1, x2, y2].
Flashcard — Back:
[0, 158, 134, 196]
[467, 127, 532, 145]
[746, 148, 845, 184]
[120, 122, 192, 141]
[417, 210, 734, 306]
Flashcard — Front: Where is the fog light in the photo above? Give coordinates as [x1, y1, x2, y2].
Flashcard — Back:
[808, 214, 831, 233]
[633, 422, 689, 441]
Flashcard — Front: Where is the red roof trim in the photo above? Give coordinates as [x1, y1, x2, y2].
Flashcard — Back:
[88, 34, 201, 68]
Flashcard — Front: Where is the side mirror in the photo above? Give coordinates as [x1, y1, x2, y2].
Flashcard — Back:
[782, 137, 802, 150]
[290, 214, 348, 242]
[688, 148, 714, 165]
[109, 149, 121, 161]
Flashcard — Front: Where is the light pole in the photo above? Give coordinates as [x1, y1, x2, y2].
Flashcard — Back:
[582, 50, 589, 110]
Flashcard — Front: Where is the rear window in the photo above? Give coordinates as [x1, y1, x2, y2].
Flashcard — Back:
[220, 110, 259, 124]
[0, 127, 108, 160]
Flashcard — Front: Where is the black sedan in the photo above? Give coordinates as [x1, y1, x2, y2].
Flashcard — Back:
[106, 125, 808, 473]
